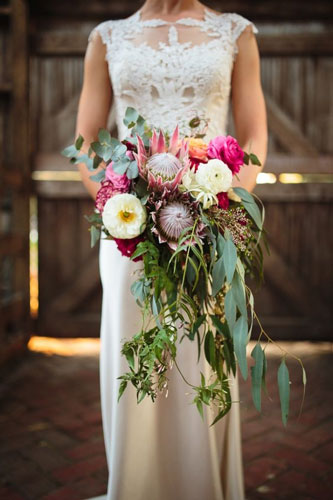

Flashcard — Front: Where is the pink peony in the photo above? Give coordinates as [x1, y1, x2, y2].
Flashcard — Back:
[207, 136, 244, 175]
[113, 235, 144, 261]
[95, 180, 121, 214]
[105, 162, 131, 191]
[216, 191, 230, 210]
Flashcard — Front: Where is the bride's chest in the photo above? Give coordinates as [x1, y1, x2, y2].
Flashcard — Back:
[108, 27, 234, 98]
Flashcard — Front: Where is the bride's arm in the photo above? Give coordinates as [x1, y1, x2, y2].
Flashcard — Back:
[231, 25, 268, 193]
[74, 31, 112, 200]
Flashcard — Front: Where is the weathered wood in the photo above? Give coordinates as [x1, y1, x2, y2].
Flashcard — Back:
[266, 94, 319, 156]
[266, 155, 333, 174]
[0, 234, 25, 256]
[263, 245, 330, 318]
[48, 253, 100, 312]
[29, 0, 333, 21]
[33, 32, 333, 57]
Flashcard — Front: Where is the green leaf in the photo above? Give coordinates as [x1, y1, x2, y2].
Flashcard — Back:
[117, 380, 127, 402]
[223, 237, 237, 283]
[112, 158, 130, 175]
[212, 255, 225, 296]
[216, 232, 225, 258]
[242, 200, 263, 230]
[61, 144, 78, 159]
[231, 271, 247, 317]
[250, 343, 264, 411]
[233, 187, 255, 204]
[196, 398, 204, 420]
[224, 290, 236, 330]
[233, 315, 248, 380]
[90, 226, 101, 248]
[204, 331, 216, 370]
[249, 153, 262, 166]
[89, 170, 105, 183]
[98, 128, 112, 145]
[75, 134, 84, 150]
[126, 160, 139, 179]
[189, 314, 206, 341]
[123, 107, 139, 127]
[278, 358, 290, 426]
[189, 116, 201, 128]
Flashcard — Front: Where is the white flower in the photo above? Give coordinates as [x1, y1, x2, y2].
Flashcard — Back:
[102, 193, 147, 239]
[195, 159, 232, 195]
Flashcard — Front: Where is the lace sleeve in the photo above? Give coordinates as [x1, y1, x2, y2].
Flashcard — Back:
[229, 14, 259, 62]
[87, 21, 113, 62]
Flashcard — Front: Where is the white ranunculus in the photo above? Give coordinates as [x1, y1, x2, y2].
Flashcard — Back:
[195, 159, 232, 195]
[102, 193, 147, 239]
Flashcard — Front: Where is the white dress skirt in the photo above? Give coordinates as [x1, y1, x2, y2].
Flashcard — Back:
[98, 237, 244, 500]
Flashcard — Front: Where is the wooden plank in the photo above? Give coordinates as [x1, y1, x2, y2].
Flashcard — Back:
[33, 32, 333, 57]
[0, 293, 25, 324]
[29, 0, 333, 21]
[266, 154, 333, 174]
[48, 252, 100, 313]
[0, 234, 25, 256]
[37, 313, 101, 338]
[252, 317, 332, 340]
[254, 183, 333, 202]
[266, 95, 319, 156]
[263, 245, 330, 317]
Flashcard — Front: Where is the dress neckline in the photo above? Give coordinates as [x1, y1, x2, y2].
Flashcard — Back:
[135, 7, 227, 26]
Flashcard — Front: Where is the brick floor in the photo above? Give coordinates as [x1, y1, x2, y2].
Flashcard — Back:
[0, 340, 331, 499]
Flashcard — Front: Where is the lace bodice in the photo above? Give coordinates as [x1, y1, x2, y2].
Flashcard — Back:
[88, 8, 258, 141]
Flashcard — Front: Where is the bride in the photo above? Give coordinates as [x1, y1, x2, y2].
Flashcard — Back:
[75, 1, 267, 499]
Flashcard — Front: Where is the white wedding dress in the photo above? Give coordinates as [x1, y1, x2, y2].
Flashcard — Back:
[87, 8, 258, 500]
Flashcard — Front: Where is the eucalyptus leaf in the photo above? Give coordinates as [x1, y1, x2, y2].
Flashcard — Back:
[89, 170, 105, 183]
[233, 315, 248, 380]
[90, 226, 101, 248]
[223, 237, 237, 283]
[251, 343, 264, 411]
[75, 134, 84, 150]
[98, 128, 112, 145]
[61, 144, 78, 159]
[224, 290, 236, 330]
[231, 271, 247, 317]
[212, 256, 225, 296]
[278, 358, 290, 426]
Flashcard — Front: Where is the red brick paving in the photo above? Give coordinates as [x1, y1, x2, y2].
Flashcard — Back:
[0, 341, 331, 499]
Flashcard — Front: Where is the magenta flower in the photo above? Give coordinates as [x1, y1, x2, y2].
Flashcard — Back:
[105, 162, 131, 191]
[113, 235, 144, 261]
[207, 136, 244, 175]
[95, 180, 122, 214]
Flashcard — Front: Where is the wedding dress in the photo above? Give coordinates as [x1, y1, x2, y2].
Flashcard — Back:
[87, 8, 258, 500]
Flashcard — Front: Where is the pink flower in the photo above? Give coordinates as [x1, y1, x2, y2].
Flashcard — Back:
[105, 162, 131, 191]
[113, 235, 144, 261]
[216, 192, 230, 210]
[207, 136, 244, 175]
[95, 180, 121, 214]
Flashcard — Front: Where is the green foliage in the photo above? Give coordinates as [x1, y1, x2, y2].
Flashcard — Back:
[278, 358, 290, 426]
[61, 106, 304, 427]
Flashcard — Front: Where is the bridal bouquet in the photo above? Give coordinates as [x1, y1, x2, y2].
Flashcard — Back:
[62, 107, 305, 426]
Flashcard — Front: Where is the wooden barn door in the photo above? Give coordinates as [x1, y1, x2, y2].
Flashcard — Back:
[0, 0, 31, 363]
[30, 2, 332, 340]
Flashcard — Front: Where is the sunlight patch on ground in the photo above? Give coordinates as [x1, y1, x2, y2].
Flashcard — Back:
[28, 336, 101, 356]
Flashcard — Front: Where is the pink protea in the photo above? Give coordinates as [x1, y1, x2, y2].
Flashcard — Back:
[150, 191, 206, 250]
[133, 126, 190, 191]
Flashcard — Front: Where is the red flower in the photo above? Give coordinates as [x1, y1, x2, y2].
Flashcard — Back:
[113, 235, 144, 261]
[216, 192, 230, 210]
[207, 135, 244, 175]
